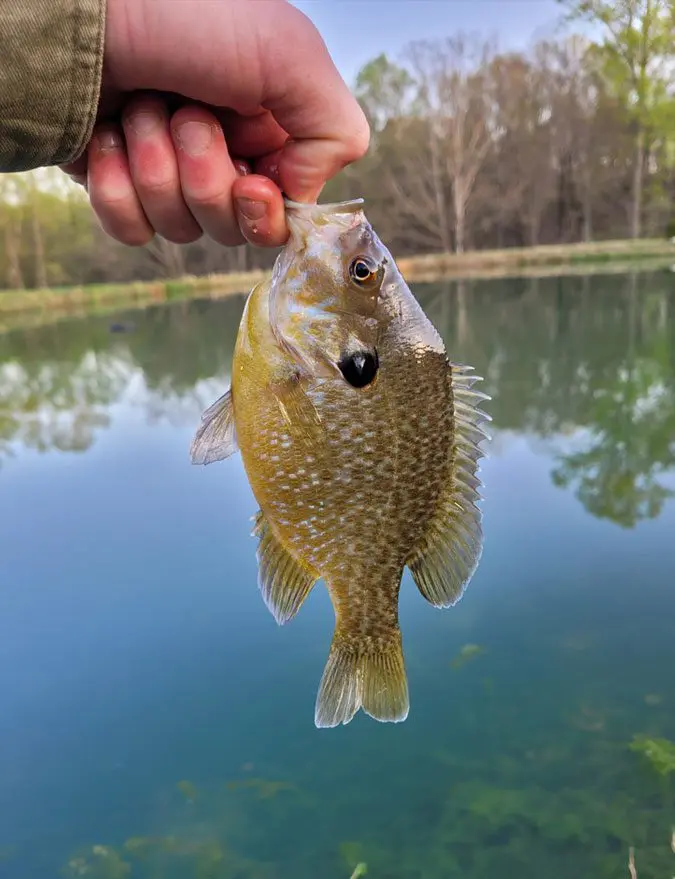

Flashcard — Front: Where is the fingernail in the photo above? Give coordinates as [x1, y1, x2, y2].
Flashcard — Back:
[96, 129, 122, 152]
[236, 198, 267, 222]
[176, 121, 213, 156]
[127, 111, 161, 137]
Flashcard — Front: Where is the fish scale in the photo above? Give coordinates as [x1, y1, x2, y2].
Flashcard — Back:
[190, 198, 490, 728]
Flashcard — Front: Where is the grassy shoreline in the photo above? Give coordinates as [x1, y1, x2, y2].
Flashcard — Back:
[1, 238, 673, 331]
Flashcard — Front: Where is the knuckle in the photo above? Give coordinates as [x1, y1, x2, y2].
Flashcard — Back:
[90, 187, 132, 213]
[343, 113, 371, 162]
[187, 186, 231, 211]
[137, 173, 177, 198]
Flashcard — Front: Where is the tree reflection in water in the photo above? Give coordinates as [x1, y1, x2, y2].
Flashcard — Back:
[1, 270, 674, 527]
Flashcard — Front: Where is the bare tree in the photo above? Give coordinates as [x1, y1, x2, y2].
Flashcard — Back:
[405, 35, 496, 253]
[146, 238, 187, 279]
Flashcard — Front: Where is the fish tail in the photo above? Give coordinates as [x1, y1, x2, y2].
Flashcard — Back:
[314, 629, 409, 728]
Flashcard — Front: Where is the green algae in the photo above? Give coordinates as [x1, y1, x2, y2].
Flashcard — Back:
[630, 735, 675, 777]
[450, 643, 486, 670]
[61, 846, 131, 879]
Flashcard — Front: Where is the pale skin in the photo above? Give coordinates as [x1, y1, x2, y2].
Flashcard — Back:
[59, 0, 370, 250]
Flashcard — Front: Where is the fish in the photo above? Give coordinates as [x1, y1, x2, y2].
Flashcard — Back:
[190, 198, 490, 728]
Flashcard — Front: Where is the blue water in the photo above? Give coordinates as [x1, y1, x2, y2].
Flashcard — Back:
[1, 271, 674, 878]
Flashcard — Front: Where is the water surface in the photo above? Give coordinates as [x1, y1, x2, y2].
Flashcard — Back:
[1, 271, 675, 878]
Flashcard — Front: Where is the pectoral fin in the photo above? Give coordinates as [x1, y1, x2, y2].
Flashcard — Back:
[252, 510, 318, 625]
[190, 388, 239, 465]
[406, 363, 490, 607]
[270, 373, 326, 450]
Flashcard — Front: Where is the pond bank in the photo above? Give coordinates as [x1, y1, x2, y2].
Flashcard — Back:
[0, 238, 673, 333]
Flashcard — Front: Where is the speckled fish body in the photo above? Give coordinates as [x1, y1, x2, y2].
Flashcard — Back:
[190, 198, 490, 728]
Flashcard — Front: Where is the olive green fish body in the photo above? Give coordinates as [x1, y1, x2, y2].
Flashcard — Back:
[191, 199, 489, 728]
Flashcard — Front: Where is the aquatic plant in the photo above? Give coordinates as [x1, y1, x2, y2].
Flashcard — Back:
[630, 735, 675, 777]
[449, 643, 486, 670]
[61, 846, 130, 879]
[341, 841, 369, 878]
[224, 776, 309, 803]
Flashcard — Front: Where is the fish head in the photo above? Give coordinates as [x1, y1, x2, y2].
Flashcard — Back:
[269, 199, 402, 380]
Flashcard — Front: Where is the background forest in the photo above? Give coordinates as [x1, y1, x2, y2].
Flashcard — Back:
[0, 0, 673, 291]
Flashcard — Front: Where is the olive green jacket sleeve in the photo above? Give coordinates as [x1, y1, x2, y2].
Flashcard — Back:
[0, 0, 105, 172]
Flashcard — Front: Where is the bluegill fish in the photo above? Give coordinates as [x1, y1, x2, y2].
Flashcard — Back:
[191, 198, 489, 728]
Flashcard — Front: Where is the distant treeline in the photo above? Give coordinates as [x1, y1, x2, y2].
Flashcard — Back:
[0, 0, 673, 290]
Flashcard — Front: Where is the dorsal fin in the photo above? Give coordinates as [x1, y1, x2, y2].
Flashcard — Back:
[406, 363, 490, 607]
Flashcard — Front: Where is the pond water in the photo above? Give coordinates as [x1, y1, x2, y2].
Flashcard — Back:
[1, 270, 675, 879]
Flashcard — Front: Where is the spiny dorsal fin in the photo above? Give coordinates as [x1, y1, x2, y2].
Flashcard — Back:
[252, 511, 318, 625]
[406, 362, 490, 608]
[190, 388, 239, 465]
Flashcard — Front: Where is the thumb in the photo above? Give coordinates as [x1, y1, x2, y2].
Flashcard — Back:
[108, 0, 369, 203]
[260, 4, 370, 202]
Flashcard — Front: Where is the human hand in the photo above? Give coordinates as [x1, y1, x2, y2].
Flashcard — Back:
[60, 0, 370, 249]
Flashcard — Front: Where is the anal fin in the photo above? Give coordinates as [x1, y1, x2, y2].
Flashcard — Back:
[190, 388, 238, 465]
[252, 510, 318, 625]
[407, 363, 490, 608]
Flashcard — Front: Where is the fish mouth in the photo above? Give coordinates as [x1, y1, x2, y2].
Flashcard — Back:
[283, 199, 366, 243]
[283, 198, 365, 216]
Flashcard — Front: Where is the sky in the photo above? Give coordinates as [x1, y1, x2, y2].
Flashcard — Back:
[292, 0, 566, 85]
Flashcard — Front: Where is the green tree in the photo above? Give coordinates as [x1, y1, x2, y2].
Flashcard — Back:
[561, 0, 675, 238]
[354, 53, 415, 134]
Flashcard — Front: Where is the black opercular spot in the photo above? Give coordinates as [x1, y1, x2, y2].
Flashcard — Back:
[338, 350, 379, 388]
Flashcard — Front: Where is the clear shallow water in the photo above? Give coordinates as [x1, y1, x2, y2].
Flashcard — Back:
[1, 271, 674, 879]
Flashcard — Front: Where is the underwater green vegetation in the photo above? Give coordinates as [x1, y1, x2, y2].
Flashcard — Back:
[449, 643, 486, 670]
[41, 642, 675, 879]
[630, 736, 675, 778]
[47, 725, 675, 879]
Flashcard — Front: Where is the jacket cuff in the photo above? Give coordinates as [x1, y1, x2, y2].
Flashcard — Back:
[0, 0, 106, 172]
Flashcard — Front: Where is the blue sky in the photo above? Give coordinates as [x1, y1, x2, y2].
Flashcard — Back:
[293, 0, 566, 85]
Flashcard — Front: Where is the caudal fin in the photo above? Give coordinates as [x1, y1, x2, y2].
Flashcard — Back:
[314, 632, 409, 728]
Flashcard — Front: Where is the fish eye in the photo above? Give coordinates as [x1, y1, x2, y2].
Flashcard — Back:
[348, 256, 379, 287]
[338, 349, 379, 389]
